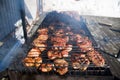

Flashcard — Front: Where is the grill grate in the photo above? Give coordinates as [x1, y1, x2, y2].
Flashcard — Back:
[8, 12, 113, 77]
[9, 48, 112, 76]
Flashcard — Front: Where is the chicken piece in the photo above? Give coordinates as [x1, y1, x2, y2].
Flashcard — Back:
[54, 59, 68, 75]
[23, 57, 35, 67]
[71, 54, 90, 71]
[75, 34, 84, 43]
[24, 63, 34, 67]
[27, 48, 41, 57]
[52, 42, 66, 50]
[60, 50, 69, 57]
[33, 38, 46, 45]
[87, 50, 105, 67]
[34, 43, 47, 52]
[27, 52, 40, 57]
[77, 39, 93, 52]
[30, 47, 41, 52]
[69, 34, 76, 41]
[65, 44, 72, 52]
[47, 50, 58, 60]
[39, 63, 53, 72]
[72, 62, 81, 69]
[34, 57, 42, 68]
[37, 28, 48, 35]
[54, 29, 65, 37]
[38, 34, 48, 41]
[47, 50, 62, 60]
[51, 36, 69, 43]
[56, 67, 68, 75]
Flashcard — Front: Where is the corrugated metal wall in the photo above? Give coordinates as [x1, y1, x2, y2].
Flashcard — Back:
[0, 0, 25, 71]
[0, 0, 21, 41]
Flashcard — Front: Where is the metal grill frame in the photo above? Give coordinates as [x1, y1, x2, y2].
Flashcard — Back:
[8, 12, 113, 78]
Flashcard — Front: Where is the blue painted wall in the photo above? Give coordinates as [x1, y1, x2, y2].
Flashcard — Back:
[0, 0, 25, 71]
[0, 0, 21, 40]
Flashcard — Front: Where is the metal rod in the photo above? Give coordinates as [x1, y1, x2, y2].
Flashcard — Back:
[20, 0, 28, 42]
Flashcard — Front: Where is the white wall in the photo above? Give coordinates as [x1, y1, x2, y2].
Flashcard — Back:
[43, 0, 120, 17]
[24, 0, 37, 24]
[24, 0, 43, 24]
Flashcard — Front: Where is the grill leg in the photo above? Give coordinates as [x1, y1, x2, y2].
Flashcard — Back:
[0, 70, 10, 80]
[8, 71, 22, 80]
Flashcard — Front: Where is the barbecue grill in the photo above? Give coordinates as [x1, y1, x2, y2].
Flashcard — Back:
[0, 1, 120, 80]
[5, 12, 114, 80]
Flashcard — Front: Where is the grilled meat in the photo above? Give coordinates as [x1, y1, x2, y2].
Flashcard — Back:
[39, 63, 53, 72]
[37, 34, 48, 41]
[54, 29, 65, 37]
[54, 59, 68, 75]
[34, 57, 42, 68]
[37, 28, 48, 35]
[75, 34, 84, 43]
[27, 48, 41, 57]
[71, 54, 90, 71]
[23, 21, 106, 75]
[65, 44, 72, 52]
[60, 50, 69, 57]
[33, 38, 46, 44]
[47, 50, 62, 60]
[51, 36, 69, 43]
[23, 57, 35, 67]
[87, 50, 105, 67]
[33, 43, 47, 52]
[77, 38, 94, 52]
[52, 42, 66, 50]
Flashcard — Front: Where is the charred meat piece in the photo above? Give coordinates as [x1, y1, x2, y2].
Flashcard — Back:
[47, 50, 62, 60]
[23, 56, 42, 68]
[33, 38, 46, 45]
[23, 57, 35, 67]
[37, 28, 48, 35]
[47, 49, 69, 59]
[75, 34, 84, 43]
[39, 63, 53, 72]
[54, 29, 65, 37]
[51, 36, 69, 43]
[52, 42, 66, 50]
[34, 57, 42, 68]
[54, 59, 68, 75]
[37, 34, 48, 41]
[71, 54, 90, 71]
[51, 36, 69, 50]
[27, 48, 41, 57]
[65, 44, 73, 52]
[34, 43, 47, 52]
[87, 50, 105, 67]
[77, 38, 94, 52]
[60, 50, 69, 57]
